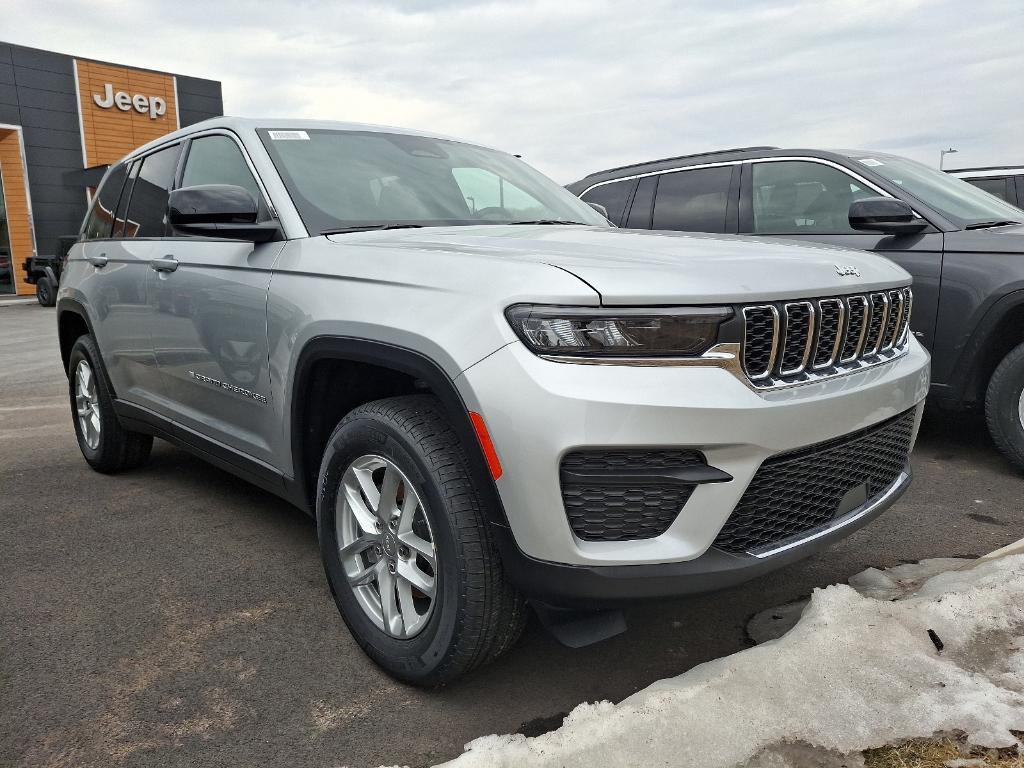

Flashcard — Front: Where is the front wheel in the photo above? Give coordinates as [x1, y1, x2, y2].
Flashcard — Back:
[985, 341, 1024, 471]
[316, 395, 526, 686]
[36, 277, 56, 306]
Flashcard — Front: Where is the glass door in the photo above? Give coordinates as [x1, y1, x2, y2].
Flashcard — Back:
[0, 163, 15, 294]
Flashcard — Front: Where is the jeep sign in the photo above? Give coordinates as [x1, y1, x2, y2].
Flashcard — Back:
[93, 83, 166, 120]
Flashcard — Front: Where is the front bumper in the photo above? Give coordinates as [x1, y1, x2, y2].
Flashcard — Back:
[456, 336, 929, 581]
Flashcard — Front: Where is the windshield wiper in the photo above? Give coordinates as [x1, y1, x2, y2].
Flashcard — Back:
[321, 224, 425, 235]
[964, 220, 1021, 230]
[506, 219, 589, 226]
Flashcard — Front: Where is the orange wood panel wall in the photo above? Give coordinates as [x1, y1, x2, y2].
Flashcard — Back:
[75, 59, 179, 167]
[0, 129, 35, 295]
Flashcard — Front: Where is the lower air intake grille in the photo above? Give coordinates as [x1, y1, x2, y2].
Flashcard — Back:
[561, 449, 705, 541]
[712, 410, 916, 554]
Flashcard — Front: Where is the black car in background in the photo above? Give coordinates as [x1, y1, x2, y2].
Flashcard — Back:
[568, 148, 1024, 471]
[948, 166, 1024, 208]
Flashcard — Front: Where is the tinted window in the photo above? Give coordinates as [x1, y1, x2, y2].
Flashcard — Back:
[625, 176, 657, 228]
[112, 161, 140, 238]
[652, 166, 732, 233]
[581, 178, 634, 224]
[966, 177, 1010, 203]
[125, 144, 182, 238]
[182, 135, 262, 202]
[751, 161, 877, 235]
[82, 163, 128, 240]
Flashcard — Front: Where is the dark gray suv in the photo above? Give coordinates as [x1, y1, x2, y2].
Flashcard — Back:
[569, 148, 1024, 471]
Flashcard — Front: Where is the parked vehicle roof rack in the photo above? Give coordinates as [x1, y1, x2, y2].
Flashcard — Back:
[580, 146, 779, 178]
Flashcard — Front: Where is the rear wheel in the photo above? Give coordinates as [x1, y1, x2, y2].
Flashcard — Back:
[985, 341, 1024, 472]
[36, 277, 56, 307]
[68, 335, 153, 473]
[316, 395, 526, 686]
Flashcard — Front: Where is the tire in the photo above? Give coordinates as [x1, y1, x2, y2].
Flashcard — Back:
[985, 341, 1024, 472]
[36, 277, 56, 307]
[68, 335, 153, 473]
[316, 395, 526, 686]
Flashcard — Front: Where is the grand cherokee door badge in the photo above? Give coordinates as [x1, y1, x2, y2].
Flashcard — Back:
[188, 371, 269, 404]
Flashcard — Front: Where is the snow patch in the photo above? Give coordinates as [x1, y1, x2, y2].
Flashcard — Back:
[438, 555, 1024, 768]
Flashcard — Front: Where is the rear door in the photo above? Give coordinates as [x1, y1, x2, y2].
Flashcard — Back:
[147, 131, 283, 465]
[77, 157, 167, 407]
[739, 158, 945, 350]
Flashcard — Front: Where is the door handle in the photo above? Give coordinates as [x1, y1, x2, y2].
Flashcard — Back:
[151, 256, 179, 273]
[85, 253, 108, 268]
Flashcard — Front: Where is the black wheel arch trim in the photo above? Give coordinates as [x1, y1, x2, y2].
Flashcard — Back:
[56, 297, 119, 399]
[289, 336, 515, 534]
[941, 288, 1024, 406]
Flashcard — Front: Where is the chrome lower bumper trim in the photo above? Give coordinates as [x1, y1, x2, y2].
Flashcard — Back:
[747, 469, 910, 559]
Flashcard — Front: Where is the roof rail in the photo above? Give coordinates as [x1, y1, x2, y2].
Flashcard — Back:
[582, 146, 779, 178]
[946, 164, 1024, 174]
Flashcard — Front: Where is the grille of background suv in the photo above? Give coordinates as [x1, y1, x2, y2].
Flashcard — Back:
[712, 409, 916, 555]
[741, 288, 912, 386]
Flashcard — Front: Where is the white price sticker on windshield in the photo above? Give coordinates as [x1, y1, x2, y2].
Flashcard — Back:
[269, 130, 310, 140]
[859, 158, 884, 166]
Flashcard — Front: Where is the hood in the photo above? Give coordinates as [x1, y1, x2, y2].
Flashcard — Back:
[327, 225, 910, 304]
[944, 223, 1024, 255]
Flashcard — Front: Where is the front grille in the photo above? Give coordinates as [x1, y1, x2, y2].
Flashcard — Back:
[712, 410, 916, 555]
[560, 449, 704, 541]
[740, 288, 912, 388]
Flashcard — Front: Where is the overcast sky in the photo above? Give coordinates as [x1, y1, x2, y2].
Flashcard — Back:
[6, 0, 1022, 182]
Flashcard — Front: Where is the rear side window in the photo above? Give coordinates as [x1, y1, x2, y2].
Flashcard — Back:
[112, 161, 140, 238]
[125, 144, 182, 238]
[82, 163, 128, 240]
[965, 176, 1011, 203]
[652, 167, 732, 233]
[181, 135, 262, 202]
[581, 178, 634, 224]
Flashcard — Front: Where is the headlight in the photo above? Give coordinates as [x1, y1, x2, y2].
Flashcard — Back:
[505, 304, 732, 358]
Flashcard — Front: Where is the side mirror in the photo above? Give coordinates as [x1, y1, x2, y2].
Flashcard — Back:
[168, 184, 279, 242]
[849, 197, 928, 236]
[587, 201, 610, 219]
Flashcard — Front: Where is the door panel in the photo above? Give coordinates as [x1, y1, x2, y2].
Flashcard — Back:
[149, 240, 283, 463]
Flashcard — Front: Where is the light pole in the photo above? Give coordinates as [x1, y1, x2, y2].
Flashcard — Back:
[939, 147, 958, 170]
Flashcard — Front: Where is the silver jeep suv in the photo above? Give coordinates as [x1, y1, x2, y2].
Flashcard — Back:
[58, 118, 930, 685]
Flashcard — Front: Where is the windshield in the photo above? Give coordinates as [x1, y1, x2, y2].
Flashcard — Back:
[258, 129, 607, 234]
[849, 154, 1023, 228]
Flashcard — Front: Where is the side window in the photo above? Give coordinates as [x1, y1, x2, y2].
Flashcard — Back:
[125, 144, 182, 238]
[451, 167, 545, 219]
[112, 161, 140, 238]
[82, 163, 128, 240]
[652, 166, 733, 233]
[625, 176, 657, 229]
[751, 161, 877, 235]
[580, 178, 634, 224]
[966, 177, 1010, 203]
[181, 135, 262, 203]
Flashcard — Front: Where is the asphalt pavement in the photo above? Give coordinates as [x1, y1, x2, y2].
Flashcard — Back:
[2, 301, 1021, 768]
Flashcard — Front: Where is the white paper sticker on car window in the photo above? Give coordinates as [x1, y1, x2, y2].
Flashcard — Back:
[268, 130, 310, 141]
[859, 158, 884, 167]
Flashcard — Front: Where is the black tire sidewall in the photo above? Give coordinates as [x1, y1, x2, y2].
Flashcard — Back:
[317, 414, 462, 682]
[37, 278, 53, 306]
[987, 346, 1024, 466]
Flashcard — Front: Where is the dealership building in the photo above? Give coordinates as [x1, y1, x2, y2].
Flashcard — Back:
[0, 42, 223, 295]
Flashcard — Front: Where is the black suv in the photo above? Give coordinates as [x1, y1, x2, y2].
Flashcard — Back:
[568, 148, 1024, 470]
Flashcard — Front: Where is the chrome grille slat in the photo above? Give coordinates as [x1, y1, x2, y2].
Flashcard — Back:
[779, 302, 815, 376]
[812, 299, 844, 369]
[741, 288, 912, 390]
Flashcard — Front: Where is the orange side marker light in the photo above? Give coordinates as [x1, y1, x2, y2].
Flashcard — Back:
[469, 411, 503, 481]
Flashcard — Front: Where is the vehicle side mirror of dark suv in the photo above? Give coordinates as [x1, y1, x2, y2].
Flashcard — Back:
[169, 184, 280, 242]
[848, 197, 928, 236]
[587, 201, 610, 219]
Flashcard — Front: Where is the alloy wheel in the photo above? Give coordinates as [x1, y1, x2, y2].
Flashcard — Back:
[336, 455, 438, 638]
[75, 360, 101, 450]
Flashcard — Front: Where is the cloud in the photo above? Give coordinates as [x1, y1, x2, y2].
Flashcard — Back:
[5, 0, 1022, 181]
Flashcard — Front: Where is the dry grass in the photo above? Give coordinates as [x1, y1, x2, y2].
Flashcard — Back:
[864, 734, 1024, 768]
